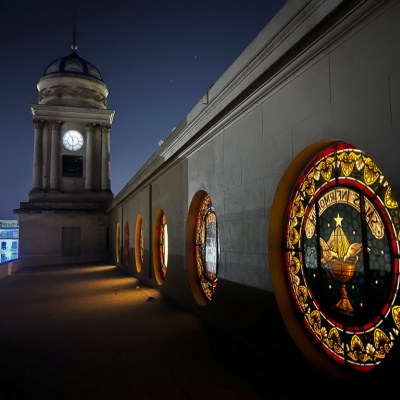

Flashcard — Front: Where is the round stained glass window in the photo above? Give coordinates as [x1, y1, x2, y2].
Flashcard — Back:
[196, 194, 219, 301]
[153, 208, 168, 285]
[135, 215, 144, 273]
[160, 213, 168, 279]
[284, 142, 400, 373]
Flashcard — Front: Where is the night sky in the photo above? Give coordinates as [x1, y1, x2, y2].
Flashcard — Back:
[0, 0, 286, 220]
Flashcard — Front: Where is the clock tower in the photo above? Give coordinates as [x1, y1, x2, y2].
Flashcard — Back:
[16, 45, 115, 267]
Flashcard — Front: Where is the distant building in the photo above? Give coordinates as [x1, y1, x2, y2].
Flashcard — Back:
[0, 220, 19, 263]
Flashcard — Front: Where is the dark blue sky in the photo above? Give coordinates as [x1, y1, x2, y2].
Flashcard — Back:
[0, 0, 286, 220]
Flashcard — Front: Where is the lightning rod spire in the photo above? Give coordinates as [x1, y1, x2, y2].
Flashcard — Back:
[71, 1, 78, 51]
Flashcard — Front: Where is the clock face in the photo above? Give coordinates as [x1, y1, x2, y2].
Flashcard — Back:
[62, 130, 84, 151]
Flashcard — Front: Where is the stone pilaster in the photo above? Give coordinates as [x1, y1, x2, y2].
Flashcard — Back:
[31, 119, 45, 191]
[49, 120, 61, 191]
[101, 125, 111, 191]
[85, 123, 96, 191]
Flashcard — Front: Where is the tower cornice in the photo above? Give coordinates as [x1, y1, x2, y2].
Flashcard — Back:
[30, 104, 115, 124]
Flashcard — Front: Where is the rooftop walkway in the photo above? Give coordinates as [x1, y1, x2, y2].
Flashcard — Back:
[0, 262, 391, 399]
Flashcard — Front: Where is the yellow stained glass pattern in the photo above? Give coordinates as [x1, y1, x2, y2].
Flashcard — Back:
[363, 156, 381, 185]
[393, 306, 400, 330]
[337, 151, 361, 176]
[300, 170, 316, 196]
[315, 155, 335, 181]
[374, 329, 393, 359]
[385, 186, 398, 209]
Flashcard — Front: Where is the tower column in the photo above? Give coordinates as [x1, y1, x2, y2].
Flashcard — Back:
[31, 119, 44, 191]
[101, 125, 111, 191]
[49, 121, 61, 191]
[85, 123, 95, 191]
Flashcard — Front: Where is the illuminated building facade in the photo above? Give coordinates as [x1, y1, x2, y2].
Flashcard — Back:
[16, 0, 400, 380]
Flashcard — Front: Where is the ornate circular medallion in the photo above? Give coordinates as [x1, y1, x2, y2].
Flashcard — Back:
[285, 142, 400, 372]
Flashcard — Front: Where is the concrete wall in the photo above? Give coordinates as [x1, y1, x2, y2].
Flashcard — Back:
[19, 212, 109, 267]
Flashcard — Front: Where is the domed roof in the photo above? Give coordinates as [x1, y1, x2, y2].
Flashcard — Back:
[42, 48, 103, 82]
